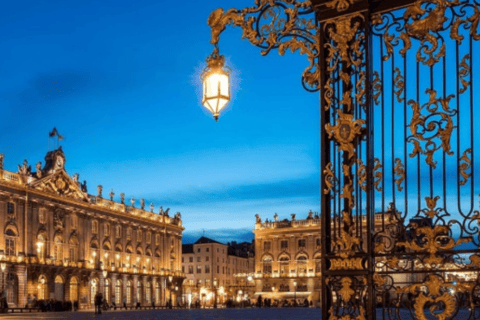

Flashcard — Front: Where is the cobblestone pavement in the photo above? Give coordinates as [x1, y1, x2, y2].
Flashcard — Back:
[0, 308, 477, 319]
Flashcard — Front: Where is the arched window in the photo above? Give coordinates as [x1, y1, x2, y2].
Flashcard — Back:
[70, 277, 78, 301]
[38, 275, 48, 300]
[37, 233, 47, 260]
[279, 255, 290, 275]
[297, 255, 308, 274]
[5, 228, 16, 256]
[54, 235, 64, 262]
[262, 256, 272, 274]
[91, 279, 98, 305]
[126, 281, 132, 304]
[115, 280, 122, 305]
[69, 236, 79, 262]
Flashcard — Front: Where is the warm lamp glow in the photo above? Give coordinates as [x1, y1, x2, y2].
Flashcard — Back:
[201, 50, 231, 122]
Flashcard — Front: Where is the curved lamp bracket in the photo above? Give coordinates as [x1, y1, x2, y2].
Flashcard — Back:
[207, 0, 320, 92]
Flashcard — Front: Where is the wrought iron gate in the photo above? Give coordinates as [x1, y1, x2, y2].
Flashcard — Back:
[319, 0, 480, 319]
[206, 0, 480, 318]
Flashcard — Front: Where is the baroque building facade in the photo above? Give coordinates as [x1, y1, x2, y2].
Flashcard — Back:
[181, 237, 254, 307]
[253, 209, 417, 306]
[0, 148, 184, 308]
[253, 211, 322, 305]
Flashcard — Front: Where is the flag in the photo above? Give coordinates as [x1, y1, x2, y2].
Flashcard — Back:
[49, 127, 64, 140]
[49, 127, 58, 137]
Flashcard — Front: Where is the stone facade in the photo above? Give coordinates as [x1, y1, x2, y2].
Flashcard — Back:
[253, 211, 322, 306]
[0, 147, 184, 309]
[181, 237, 254, 307]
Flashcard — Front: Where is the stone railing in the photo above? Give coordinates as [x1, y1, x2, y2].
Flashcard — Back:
[257, 218, 321, 230]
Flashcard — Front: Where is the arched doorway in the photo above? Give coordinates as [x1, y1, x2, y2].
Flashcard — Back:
[90, 278, 98, 305]
[6, 273, 18, 306]
[38, 275, 48, 300]
[136, 281, 142, 305]
[54, 275, 64, 301]
[115, 279, 122, 305]
[126, 281, 132, 304]
[155, 281, 160, 304]
[70, 277, 78, 302]
[104, 279, 110, 303]
[146, 281, 151, 304]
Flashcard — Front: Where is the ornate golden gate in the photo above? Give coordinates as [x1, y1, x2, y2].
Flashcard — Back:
[205, 0, 480, 318]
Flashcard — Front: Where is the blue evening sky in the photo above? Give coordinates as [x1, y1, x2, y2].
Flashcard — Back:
[0, 0, 320, 243]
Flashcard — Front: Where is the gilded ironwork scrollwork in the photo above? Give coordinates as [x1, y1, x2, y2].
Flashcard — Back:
[326, 276, 367, 320]
[407, 89, 456, 168]
[396, 274, 472, 320]
[393, 67, 405, 102]
[372, 71, 382, 105]
[459, 54, 471, 94]
[207, 1, 320, 91]
[324, 0, 360, 12]
[459, 148, 472, 186]
[394, 158, 405, 192]
[374, 0, 480, 67]
[324, 162, 336, 194]
[325, 110, 365, 159]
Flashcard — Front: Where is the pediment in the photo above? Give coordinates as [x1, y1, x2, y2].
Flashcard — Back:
[30, 170, 90, 202]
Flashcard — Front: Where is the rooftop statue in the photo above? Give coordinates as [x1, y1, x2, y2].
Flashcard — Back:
[36, 162, 43, 179]
[109, 189, 115, 201]
[120, 193, 125, 204]
[18, 159, 31, 175]
[97, 185, 103, 198]
[140, 199, 145, 210]
[255, 214, 261, 224]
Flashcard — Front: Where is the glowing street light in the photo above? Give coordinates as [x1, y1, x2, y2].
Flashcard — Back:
[201, 48, 231, 122]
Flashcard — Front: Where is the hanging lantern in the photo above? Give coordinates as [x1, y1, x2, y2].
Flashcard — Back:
[201, 49, 231, 121]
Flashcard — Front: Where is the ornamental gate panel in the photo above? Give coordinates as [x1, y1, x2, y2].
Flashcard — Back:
[317, 1, 480, 319]
[205, 0, 480, 318]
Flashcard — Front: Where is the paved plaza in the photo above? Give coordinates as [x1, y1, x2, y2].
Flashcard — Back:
[0, 308, 478, 320]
